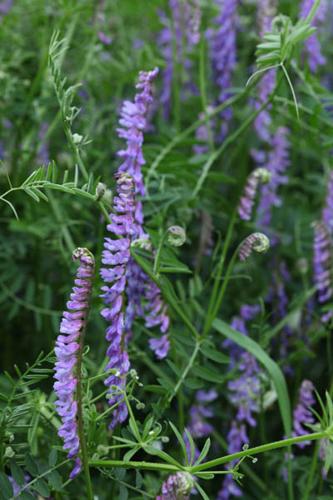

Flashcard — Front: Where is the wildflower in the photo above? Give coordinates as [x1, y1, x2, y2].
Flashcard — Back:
[300, 0, 327, 72]
[292, 380, 315, 447]
[54, 247, 95, 479]
[238, 232, 270, 261]
[238, 168, 270, 221]
[0, 0, 12, 16]
[257, 127, 290, 227]
[322, 171, 333, 233]
[312, 221, 333, 323]
[218, 421, 248, 499]
[157, 472, 195, 500]
[208, 0, 239, 135]
[100, 173, 135, 428]
[224, 305, 260, 366]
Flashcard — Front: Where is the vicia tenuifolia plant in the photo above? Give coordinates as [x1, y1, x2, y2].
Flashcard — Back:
[3, 1, 333, 499]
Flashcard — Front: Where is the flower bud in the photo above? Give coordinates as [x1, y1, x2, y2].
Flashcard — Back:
[167, 226, 186, 247]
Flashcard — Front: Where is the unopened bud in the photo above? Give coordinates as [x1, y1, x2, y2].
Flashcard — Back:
[167, 226, 186, 247]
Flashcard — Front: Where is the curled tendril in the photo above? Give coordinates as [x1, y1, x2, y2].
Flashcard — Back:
[239, 233, 270, 262]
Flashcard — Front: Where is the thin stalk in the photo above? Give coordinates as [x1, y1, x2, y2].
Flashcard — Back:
[303, 441, 319, 500]
[203, 210, 237, 336]
[167, 340, 201, 403]
[89, 431, 328, 474]
[190, 431, 327, 473]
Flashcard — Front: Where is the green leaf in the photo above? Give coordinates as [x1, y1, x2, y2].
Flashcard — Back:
[213, 319, 291, 435]
[32, 478, 50, 497]
[46, 470, 63, 491]
[195, 438, 211, 466]
[0, 472, 13, 499]
[200, 343, 229, 364]
[24, 455, 39, 477]
[168, 421, 188, 464]
[10, 461, 25, 487]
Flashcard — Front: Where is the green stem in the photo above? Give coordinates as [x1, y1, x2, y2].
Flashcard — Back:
[89, 431, 327, 475]
[167, 341, 201, 403]
[303, 442, 319, 500]
[190, 431, 327, 473]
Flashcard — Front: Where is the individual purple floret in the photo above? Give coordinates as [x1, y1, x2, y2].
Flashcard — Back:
[157, 472, 194, 500]
[300, 0, 327, 72]
[54, 247, 95, 479]
[313, 221, 333, 323]
[228, 352, 261, 427]
[292, 380, 315, 447]
[239, 232, 270, 261]
[100, 173, 135, 428]
[208, 0, 239, 135]
[253, 0, 277, 142]
[218, 421, 248, 499]
[238, 168, 270, 221]
[257, 127, 290, 227]
[98, 32, 113, 45]
[322, 171, 333, 233]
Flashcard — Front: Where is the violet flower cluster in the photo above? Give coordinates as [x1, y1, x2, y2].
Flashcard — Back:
[208, 0, 239, 136]
[100, 173, 134, 428]
[54, 247, 95, 479]
[157, 472, 194, 500]
[218, 421, 248, 500]
[115, 67, 170, 359]
[300, 0, 327, 73]
[312, 221, 333, 323]
[238, 167, 270, 221]
[292, 380, 315, 448]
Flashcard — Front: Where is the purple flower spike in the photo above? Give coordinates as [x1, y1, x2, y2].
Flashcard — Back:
[313, 221, 333, 323]
[157, 472, 194, 500]
[208, 0, 239, 135]
[300, 0, 327, 72]
[228, 352, 261, 427]
[218, 420, 248, 499]
[115, 67, 171, 358]
[100, 173, 135, 428]
[292, 380, 315, 447]
[54, 247, 95, 479]
[322, 171, 333, 233]
[238, 168, 270, 221]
